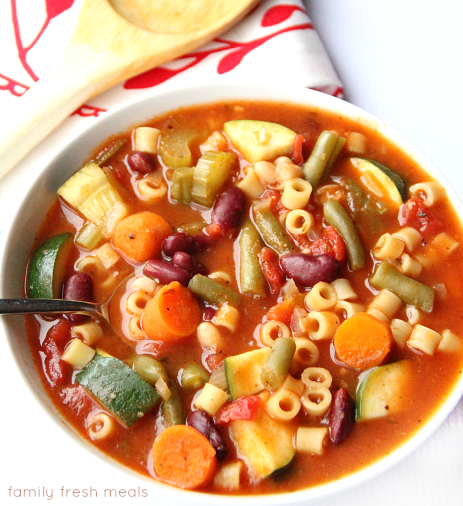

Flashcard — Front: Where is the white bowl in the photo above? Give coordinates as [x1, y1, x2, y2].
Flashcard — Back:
[1, 83, 463, 505]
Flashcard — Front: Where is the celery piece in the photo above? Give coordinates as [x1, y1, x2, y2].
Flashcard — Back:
[159, 129, 206, 169]
[57, 163, 128, 238]
[188, 274, 240, 307]
[239, 220, 266, 296]
[75, 222, 104, 250]
[369, 261, 434, 312]
[323, 198, 366, 270]
[171, 166, 194, 204]
[191, 151, 237, 208]
[176, 221, 207, 235]
[303, 131, 346, 188]
[253, 206, 293, 255]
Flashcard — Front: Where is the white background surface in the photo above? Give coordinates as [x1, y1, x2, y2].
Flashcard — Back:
[2, 1, 463, 505]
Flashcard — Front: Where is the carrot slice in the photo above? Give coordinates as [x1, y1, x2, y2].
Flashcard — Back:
[333, 312, 392, 370]
[152, 425, 216, 490]
[142, 281, 201, 341]
[112, 211, 171, 262]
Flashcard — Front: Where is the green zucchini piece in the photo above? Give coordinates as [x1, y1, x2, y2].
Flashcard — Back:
[57, 163, 128, 238]
[76, 353, 160, 426]
[230, 404, 295, 479]
[356, 360, 412, 421]
[224, 120, 296, 163]
[224, 347, 271, 400]
[27, 233, 73, 299]
[191, 151, 237, 207]
[350, 158, 406, 207]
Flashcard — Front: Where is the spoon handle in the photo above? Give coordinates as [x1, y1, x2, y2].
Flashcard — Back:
[0, 298, 100, 316]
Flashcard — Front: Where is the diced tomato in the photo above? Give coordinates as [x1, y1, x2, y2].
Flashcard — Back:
[47, 319, 72, 350]
[205, 351, 227, 372]
[112, 164, 132, 190]
[260, 246, 286, 295]
[42, 336, 72, 387]
[203, 306, 217, 321]
[204, 223, 223, 238]
[399, 197, 444, 238]
[291, 134, 305, 165]
[267, 293, 306, 323]
[215, 395, 263, 425]
[309, 226, 347, 264]
[264, 190, 286, 215]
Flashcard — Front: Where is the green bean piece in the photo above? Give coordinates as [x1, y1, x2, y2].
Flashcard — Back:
[180, 363, 210, 390]
[261, 337, 296, 391]
[239, 220, 266, 296]
[171, 166, 194, 204]
[323, 198, 366, 270]
[176, 221, 207, 235]
[94, 139, 127, 166]
[302, 131, 346, 188]
[161, 380, 185, 426]
[253, 206, 293, 255]
[130, 355, 168, 386]
[188, 274, 241, 307]
[369, 261, 435, 312]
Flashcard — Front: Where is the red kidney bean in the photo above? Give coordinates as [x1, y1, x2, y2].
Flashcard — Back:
[279, 253, 339, 287]
[203, 306, 217, 321]
[161, 232, 195, 257]
[63, 272, 94, 324]
[127, 151, 156, 174]
[211, 187, 247, 234]
[172, 251, 208, 276]
[191, 232, 215, 251]
[329, 388, 356, 444]
[186, 410, 229, 460]
[143, 258, 192, 286]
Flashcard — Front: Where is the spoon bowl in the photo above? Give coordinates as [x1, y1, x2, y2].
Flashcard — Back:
[0, 0, 259, 179]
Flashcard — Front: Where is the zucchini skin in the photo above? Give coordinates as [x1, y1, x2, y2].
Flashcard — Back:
[27, 233, 73, 299]
[76, 354, 160, 426]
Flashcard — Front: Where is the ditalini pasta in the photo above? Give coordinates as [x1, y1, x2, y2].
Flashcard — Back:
[24, 99, 463, 496]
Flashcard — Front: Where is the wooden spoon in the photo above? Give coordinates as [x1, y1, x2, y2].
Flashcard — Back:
[0, 0, 259, 180]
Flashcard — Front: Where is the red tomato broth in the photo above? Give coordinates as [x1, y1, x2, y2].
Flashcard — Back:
[24, 100, 463, 495]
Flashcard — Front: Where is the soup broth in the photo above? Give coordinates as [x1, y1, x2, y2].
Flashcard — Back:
[25, 100, 463, 495]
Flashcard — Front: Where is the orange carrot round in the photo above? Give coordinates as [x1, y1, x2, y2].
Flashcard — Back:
[112, 211, 171, 262]
[152, 425, 216, 490]
[142, 281, 201, 341]
[333, 312, 392, 370]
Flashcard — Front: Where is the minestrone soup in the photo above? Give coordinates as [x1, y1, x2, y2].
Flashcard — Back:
[25, 100, 463, 495]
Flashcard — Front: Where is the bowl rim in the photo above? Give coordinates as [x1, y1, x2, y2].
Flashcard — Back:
[1, 82, 463, 505]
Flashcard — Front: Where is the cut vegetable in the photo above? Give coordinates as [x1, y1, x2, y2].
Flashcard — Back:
[159, 129, 206, 168]
[152, 425, 216, 490]
[191, 151, 237, 207]
[57, 163, 128, 237]
[350, 158, 406, 207]
[224, 347, 271, 400]
[171, 166, 194, 204]
[27, 233, 73, 299]
[224, 120, 296, 163]
[142, 281, 201, 341]
[356, 360, 412, 421]
[229, 404, 295, 480]
[76, 353, 160, 426]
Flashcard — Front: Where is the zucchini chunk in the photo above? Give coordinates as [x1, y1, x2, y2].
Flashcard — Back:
[356, 360, 412, 421]
[350, 158, 406, 207]
[57, 163, 128, 237]
[229, 404, 295, 480]
[27, 233, 73, 299]
[224, 120, 296, 163]
[76, 353, 161, 426]
[224, 347, 271, 400]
